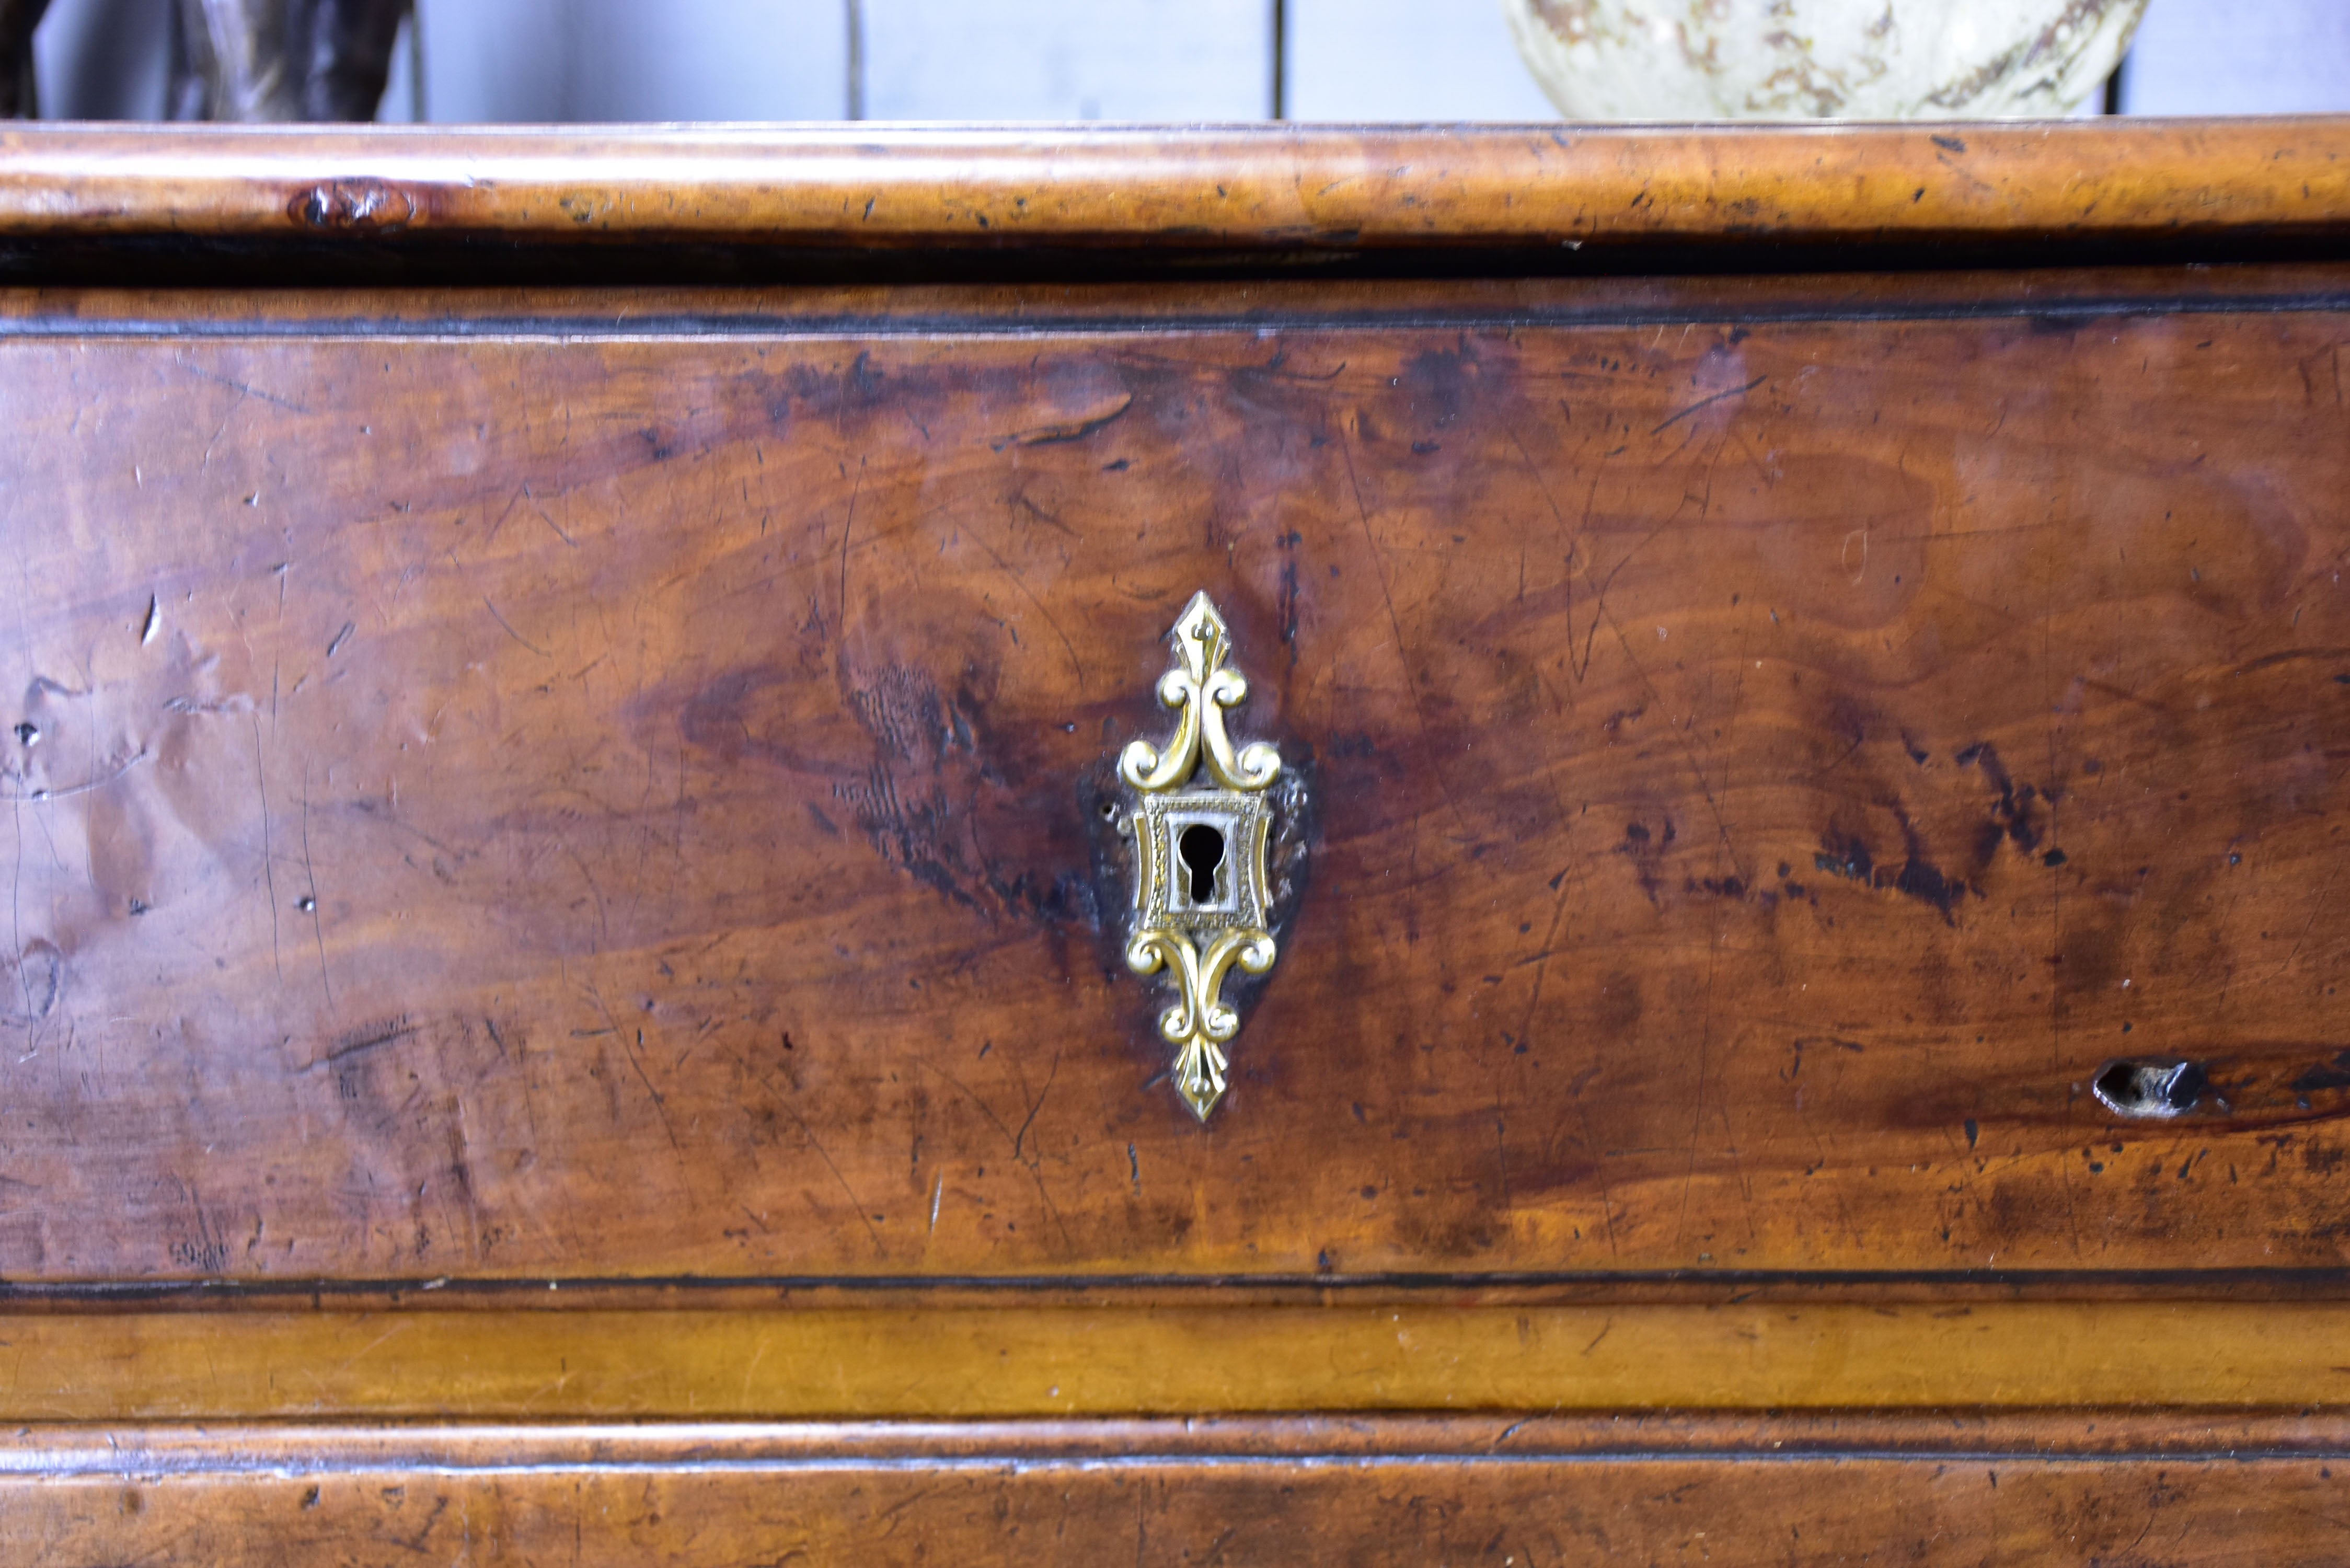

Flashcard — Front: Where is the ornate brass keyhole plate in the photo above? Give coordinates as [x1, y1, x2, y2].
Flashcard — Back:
[1113, 592, 1285, 1121]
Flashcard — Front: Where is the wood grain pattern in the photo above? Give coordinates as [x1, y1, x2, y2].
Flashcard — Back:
[9, 1414, 2349, 1565]
[0, 119, 2348, 252]
[9, 276, 2350, 1285]
[1, 1302, 2348, 1417]
[10, 263, 2350, 344]
[5, 260, 2348, 336]
[6, 121, 2350, 1560]
[20, 1409, 2350, 1466]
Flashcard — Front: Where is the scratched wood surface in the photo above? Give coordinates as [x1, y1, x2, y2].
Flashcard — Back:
[3, 1302, 2348, 1417]
[7, 274, 2350, 1285]
[7, 120, 2350, 256]
[11, 1414, 2350, 1566]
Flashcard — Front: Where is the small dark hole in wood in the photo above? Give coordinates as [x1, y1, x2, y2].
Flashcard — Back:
[1179, 823, 1225, 904]
[10, 722, 34, 746]
[2092, 1058, 2208, 1119]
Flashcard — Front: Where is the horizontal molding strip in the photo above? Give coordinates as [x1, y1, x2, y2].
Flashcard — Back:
[7, 1412, 2350, 1474]
[0, 1302, 2344, 1419]
[1, 120, 2349, 252]
[10, 1266, 2350, 1310]
[0, 265, 2347, 339]
[5, 294, 2350, 340]
[10, 1415, 2344, 1562]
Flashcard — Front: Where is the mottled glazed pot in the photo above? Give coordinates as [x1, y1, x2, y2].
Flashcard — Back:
[1503, 0, 2147, 119]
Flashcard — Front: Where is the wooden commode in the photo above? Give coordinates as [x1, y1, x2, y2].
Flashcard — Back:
[2, 118, 2349, 1561]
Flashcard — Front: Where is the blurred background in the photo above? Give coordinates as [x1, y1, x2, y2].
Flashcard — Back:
[20, 0, 2350, 123]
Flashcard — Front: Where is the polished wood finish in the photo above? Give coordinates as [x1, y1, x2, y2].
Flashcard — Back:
[10, 275, 2350, 1285]
[0, 120, 2347, 255]
[0, 1302, 2346, 1418]
[6, 122, 2350, 1561]
[7, 259, 2350, 335]
[10, 1414, 2350, 1566]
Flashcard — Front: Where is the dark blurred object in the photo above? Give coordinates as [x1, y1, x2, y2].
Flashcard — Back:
[166, 0, 406, 120]
[1, 0, 53, 115]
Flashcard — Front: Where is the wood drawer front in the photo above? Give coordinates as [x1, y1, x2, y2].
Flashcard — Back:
[8, 278, 2350, 1286]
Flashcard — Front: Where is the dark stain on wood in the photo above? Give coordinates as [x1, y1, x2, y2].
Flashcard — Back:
[10, 283, 2350, 1280]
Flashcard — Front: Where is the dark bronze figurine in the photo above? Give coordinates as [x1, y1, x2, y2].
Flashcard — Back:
[3, 0, 409, 120]
[168, 0, 412, 121]
[0, 0, 49, 118]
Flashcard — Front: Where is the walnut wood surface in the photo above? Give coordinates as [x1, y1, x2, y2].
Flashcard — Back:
[8, 271, 2350, 1287]
[0, 119, 2347, 255]
[6, 122, 2350, 1558]
[0, 1303, 2345, 1417]
[9, 1414, 2348, 1566]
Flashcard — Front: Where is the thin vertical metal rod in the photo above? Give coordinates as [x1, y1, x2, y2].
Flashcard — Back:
[406, 2, 424, 123]
[1269, 0, 1286, 120]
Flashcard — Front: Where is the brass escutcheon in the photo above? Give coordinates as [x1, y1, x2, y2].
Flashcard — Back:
[1112, 592, 1285, 1121]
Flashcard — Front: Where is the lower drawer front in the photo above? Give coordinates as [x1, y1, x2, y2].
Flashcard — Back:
[7, 277, 2350, 1286]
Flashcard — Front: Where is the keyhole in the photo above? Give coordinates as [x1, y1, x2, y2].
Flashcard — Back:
[2092, 1058, 2209, 1119]
[1179, 824, 1225, 905]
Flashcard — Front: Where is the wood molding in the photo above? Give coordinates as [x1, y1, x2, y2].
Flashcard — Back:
[0, 120, 2347, 255]
[0, 1302, 2344, 1420]
[9, 1411, 2350, 1471]
[7, 1412, 2349, 1563]
[2, 263, 2350, 338]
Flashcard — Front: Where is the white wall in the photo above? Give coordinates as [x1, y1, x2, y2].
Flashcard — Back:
[863, 0, 1271, 121]
[27, 0, 2350, 123]
[2121, 0, 2350, 116]
[1284, 0, 1552, 121]
[419, 0, 849, 123]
